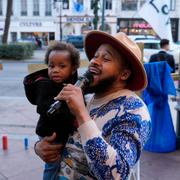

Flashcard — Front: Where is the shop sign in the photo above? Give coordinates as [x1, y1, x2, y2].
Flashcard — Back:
[19, 22, 42, 27]
[66, 17, 93, 23]
[133, 23, 151, 29]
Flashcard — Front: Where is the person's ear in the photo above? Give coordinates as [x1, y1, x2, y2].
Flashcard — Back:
[72, 66, 77, 75]
[120, 69, 131, 80]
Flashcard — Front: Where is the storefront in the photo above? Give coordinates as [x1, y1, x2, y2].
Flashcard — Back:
[117, 18, 179, 42]
[63, 16, 115, 36]
[20, 32, 54, 46]
[8, 20, 56, 45]
[64, 16, 94, 35]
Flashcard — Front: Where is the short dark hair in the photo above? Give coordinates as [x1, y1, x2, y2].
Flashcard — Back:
[160, 39, 169, 48]
[44, 41, 80, 68]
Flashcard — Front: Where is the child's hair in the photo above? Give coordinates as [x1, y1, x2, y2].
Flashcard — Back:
[44, 41, 80, 68]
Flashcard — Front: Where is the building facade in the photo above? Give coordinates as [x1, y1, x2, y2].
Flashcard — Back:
[0, 0, 179, 44]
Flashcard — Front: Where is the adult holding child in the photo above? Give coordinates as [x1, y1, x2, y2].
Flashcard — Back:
[35, 31, 151, 180]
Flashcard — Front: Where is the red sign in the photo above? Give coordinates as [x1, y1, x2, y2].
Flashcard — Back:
[133, 23, 152, 29]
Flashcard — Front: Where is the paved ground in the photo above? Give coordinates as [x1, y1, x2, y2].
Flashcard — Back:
[0, 50, 180, 180]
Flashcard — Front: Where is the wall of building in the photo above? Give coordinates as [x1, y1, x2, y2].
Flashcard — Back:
[0, 0, 118, 43]
[0, 0, 179, 43]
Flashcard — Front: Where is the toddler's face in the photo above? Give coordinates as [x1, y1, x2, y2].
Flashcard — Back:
[48, 50, 75, 83]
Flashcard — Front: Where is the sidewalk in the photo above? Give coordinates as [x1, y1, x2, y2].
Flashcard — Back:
[0, 50, 46, 180]
[0, 97, 44, 180]
[0, 50, 180, 180]
[0, 97, 180, 180]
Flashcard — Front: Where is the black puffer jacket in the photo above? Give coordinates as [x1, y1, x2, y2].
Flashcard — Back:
[23, 68, 78, 143]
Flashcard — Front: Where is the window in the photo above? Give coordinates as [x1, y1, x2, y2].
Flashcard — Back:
[63, 0, 69, 9]
[21, 0, 27, 16]
[143, 42, 160, 50]
[0, 0, 2, 15]
[122, 0, 138, 11]
[140, 0, 146, 7]
[45, 0, 52, 16]
[54, 0, 69, 10]
[106, 0, 112, 10]
[90, 0, 99, 9]
[33, 0, 39, 16]
[11, 32, 17, 42]
[91, 0, 111, 10]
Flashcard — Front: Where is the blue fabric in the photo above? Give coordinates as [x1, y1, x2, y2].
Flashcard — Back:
[142, 61, 176, 152]
[73, 0, 84, 12]
[43, 162, 60, 180]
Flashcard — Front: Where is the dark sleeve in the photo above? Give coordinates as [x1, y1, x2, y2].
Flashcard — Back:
[149, 54, 156, 62]
[168, 55, 175, 73]
[35, 80, 61, 115]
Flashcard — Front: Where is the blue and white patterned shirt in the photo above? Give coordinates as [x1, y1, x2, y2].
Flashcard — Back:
[58, 89, 151, 180]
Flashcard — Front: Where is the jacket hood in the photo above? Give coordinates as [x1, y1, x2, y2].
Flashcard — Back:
[23, 68, 49, 105]
[23, 68, 78, 105]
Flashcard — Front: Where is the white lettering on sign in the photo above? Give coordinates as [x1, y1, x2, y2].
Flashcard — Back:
[66, 17, 93, 23]
[138, 0, 172, 41]
[19, 22, 42, 27]
[149, 0, 170, 25]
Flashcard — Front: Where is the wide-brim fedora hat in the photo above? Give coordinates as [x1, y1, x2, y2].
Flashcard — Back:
[84, 30, 147, 91]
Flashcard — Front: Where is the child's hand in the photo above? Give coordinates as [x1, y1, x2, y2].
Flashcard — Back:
[34, 133, 63, 163]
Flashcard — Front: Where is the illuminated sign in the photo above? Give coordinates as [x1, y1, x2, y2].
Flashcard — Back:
[133, 23, 151, 29]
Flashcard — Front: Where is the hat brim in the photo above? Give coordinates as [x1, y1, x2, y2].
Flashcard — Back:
[84, 31, 147, 91]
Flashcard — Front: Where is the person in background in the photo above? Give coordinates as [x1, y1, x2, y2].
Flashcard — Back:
[149, 39, 176, 73]
[35, 37, 42, 49]
[23, 41, 80, 180]
[35, 31, 151, 179]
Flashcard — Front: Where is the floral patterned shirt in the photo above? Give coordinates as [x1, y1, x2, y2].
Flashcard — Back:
[58, 89, 151, 180]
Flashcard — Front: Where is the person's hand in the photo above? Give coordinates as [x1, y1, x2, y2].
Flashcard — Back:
[55, 84, 91, 125]
[34, 133, 63, 163]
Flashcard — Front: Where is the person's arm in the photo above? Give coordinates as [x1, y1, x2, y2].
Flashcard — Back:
[34, 133, 63, 163]
[78, 100, 150, 179]
[169, 55, 176, 73]
[55, 84, 151, 179]
[149, 54, 156, 62]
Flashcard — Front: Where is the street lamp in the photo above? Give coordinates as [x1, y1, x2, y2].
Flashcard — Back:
[101, 0, 105, 31]
[59, 1, 62, 41]
[54, 0, 63, 41]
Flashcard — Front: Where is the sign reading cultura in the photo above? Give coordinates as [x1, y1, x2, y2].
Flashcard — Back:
[19, 22, 42, 27]
[66, 16, 93, 23]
